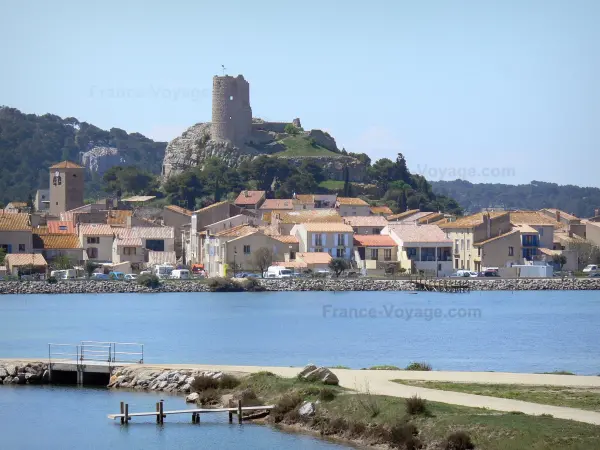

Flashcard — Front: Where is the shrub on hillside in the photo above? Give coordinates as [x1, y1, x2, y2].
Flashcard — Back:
[389, 423, 421, 449]
[405, 362, 432, 371]
[272, 392, 303, 423]
[444, 431, 475, 450]
[47, 276, 58, 284]
[207, 277, 244, 292]
[405, 395, 428, 416]
[138, 273, 160, 288]
[197, 388, 220, 406]
[191, 375, 220, 392]
[318, 387, 337, 402]
[242, 277, 265, 292]
[218, 374, 241, 389]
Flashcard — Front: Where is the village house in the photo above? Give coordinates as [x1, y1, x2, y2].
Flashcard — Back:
[4, 202, 28, 213]
[112, 226, 175, 265]
[0, 212, 33, 255]
[273, 252, 332, 272]
[336, 197, 371, 216]
[370, 206, 393, 216]
[382, 223, 453, 276]
[259, 199, 295, 221]
[342, 215, 388, 235]
[163, 205, 193, 258]
[291, 222, 354, 259]
[353, 235, 397, 272]
[34, 189, 50, 212]
[4, 253, 48, 278]
[78, 223, 114, 262]
[33, 231, 84, 265]
[234, 190, 266, 210]
[540, 208, 586, 238]
[271, 209, 342, 235]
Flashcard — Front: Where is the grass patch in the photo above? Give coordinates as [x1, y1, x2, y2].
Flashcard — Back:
[393, 380, 600, 412]
[275, 136, 339, 157]
[406, 395, 429, 415]
[368, 365, 401, 370]
[328, 365, 351, 369]
[405, 362, 432, 371]
[541, 370, 577, 375]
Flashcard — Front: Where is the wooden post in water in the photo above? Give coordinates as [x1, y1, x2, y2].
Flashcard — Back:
[120, 402, 125, 424]
[156, 402, 160, 424]
[228, 399, 233, 423]
[159, 400, 164, 424]
[124, 403, 129, 424]
[237, 400, 242, 424]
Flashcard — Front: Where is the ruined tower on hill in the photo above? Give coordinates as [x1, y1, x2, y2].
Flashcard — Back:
[211, 75, 252, 145]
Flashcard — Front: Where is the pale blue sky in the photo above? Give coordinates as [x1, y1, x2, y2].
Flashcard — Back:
[1, 0, 598, 186]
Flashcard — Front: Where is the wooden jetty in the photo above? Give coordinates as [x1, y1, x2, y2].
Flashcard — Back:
[410, 277, 470, 293]
[108, 400, 274, 425]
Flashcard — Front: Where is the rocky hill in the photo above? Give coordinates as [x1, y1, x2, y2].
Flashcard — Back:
[161, 119, 366, 182]
[0, 107, 166, 204]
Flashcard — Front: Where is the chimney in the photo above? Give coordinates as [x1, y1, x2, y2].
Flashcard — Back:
[556, 210, 560, 223]
[483, 212, 491, 239]
[244, 191, 249, 198]
[568, 230, 573, 238]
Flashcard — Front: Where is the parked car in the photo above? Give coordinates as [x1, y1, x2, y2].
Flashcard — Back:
[263, 266, 293, 278]
[452, 270, 478, 278]
[124, 274, 138, 281]
[583, 264, 599, 273]
[478, 269, 500, 277]
[91, 273, 109, 280]
[109, 271, 125, 280]
[588, 272, 600, 278]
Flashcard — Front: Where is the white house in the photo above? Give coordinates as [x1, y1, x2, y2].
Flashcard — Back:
[291, 222, 354, 259]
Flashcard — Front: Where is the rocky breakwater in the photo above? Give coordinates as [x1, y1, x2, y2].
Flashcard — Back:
[261, 278, 414, 291]
[0, 280, 212, 295]
[468, 277, 600, 290]
[108, 366, 224, 395]
[0, 361, 49, 385]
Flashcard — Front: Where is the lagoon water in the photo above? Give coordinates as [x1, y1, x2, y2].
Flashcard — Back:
[1, 290, 599, 374]
[0, 386, 348, 450]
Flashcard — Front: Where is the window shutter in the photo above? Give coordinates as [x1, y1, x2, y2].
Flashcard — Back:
[344, 234, 349, 246]
[334, 234, 338, 246]
[312, 233, 316, 247]
[321, 233, 326, 247]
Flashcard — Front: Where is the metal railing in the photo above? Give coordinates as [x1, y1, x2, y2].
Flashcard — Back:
[48, 341, 144, 365]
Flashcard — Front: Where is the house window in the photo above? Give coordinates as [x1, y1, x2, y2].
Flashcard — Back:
[243, 245, 251, 255]
[477, 247, 482, 257]
[59, 225, 67, 231]
[315, 234, 323, 246]
[336, 248, 344, 258]
[146, 239, 165, 251]
[467, 239, 470, 250]
[371, 249, 379, 260]
[460, 239, 464, 249]
[508, 246, 514, 256]
[455, 258, 459, 269]
[123, 247, 137, 256]
[18, 244, 26, 252]
[407, 248, 417, 260]
[539, 228, 544, 236]
[87, 237, 100, 244]
[384, 249, 392, 261]
[372, 228, 381, 235]
[454, 240, 459, 253]
[315, 247, 323, 253]
[87, 247, 98, 258]
[337, 234, 345, 246]
[421, 248, 436, 262]
[466, 260, 470, 270]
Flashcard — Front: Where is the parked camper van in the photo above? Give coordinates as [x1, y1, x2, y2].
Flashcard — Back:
[154, 264, 174, 279]
[263, 266, 293, 279]
[50, 269, 76, 280]
[170, 269, 190, 280]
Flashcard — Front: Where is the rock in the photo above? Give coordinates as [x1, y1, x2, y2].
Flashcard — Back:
[298, 401, 317, 417]
[186, 392, 200, 403]
[0, 368, 8, 378]
[299, 366, 339, 385]
[6, 365, 17, 377]
[12, 375, 23, 384]
[298, 364, 318, 378]
[42, 370, 50, 382]
[158, 380, 168, 390]
[3, 376, 13, 385]
[81, 146, 124, 176]
[306, 129, 337, 151]
[25, 373, 40, 383]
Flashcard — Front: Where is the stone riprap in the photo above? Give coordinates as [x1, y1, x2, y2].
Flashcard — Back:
[108, 366, 224, 394]
[0, 277, 599, 295]
[0, 361, 49, 385]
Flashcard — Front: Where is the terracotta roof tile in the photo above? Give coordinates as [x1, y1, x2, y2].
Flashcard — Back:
[541, 208, 580, 222]
[47, 221, 75, 234]
[387, 209, 420, 221]
[49, 160, 84, 169]
[213, 224, 258, 238]
[260, 199, 295, 210]
[294, 194, 315, 204]
[439, 212, 508, 229]
[273, 235, 299, 244]
[387, 224, 451, 243]
[5, 254, 47, 267]
[165, 205, 193, 216]
[115, 237, 143, 247]
[474, 229, 520, 246]
[113, 226, 174, 239]
[353, 235, 396, 247]
[0, 213, 30, 231]
[79, 224, 113, 236]
[336, 197, 369, 206]
[234, 190, 265, 206]
[343, 216, 388, 227]
[297, 252, 332, 264]
[370, 206, 393, 215]
[302, 222, 354, 233]
[509, 211, 562, 227]
[33, 234, 81, 249]
[106, 210, 133, 226]
[273, 210, 342, 224]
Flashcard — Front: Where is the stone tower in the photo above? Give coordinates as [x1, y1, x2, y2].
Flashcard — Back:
[211, 75, 252, 145]
[49, 161, 85, 217]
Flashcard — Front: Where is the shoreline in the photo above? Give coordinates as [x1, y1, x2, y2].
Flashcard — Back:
[1, 277, 600, 295]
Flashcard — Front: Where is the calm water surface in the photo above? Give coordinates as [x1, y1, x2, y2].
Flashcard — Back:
[0, 386, 348, 450]
[0, 290, 599, 374]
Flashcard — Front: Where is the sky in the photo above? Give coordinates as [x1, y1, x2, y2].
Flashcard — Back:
[1, 0, 598, 187]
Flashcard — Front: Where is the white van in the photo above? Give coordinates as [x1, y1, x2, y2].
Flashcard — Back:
[154, 264, 174, 279]
[264, 266, 293, 279]
[170, 269, 190, 280]
[583, 264, 598, 273]
[50, 269, 76, 280]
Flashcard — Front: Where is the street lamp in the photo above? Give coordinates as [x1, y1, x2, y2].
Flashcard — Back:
[233, 247, 237, 277]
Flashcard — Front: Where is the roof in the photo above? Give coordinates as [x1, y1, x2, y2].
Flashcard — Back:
[554, 230, 587, 244]
[79, 224, 113, 236]
[387, 210, 420, 221]
[106, 210, 133, 226]
[539, 247, 560, 256]
[273, 209, 342, 224]
[115, 237, 143, 247]
[509, 211, 561, 227]
[302, 222, 354, 233]
[0, 213, 30, 231]
[194, 201, 229, 213]
[260, 199, 295, 210]
[165, 205, 193, 216]
[33, 234, 82, 250]
[6, 202, 27, 208]
[213, 224, 258, 238]
[439, 212, 508, 229]
[294, 194, 315, 205]
[121, 195, 156, 203]
[47, 221, 75, 234]
[353, 235, 396, 247]
[113, 226, 175, 240]
[343, 216, 388, 227]
[148, 251, 177, 266]
[5, 253, 47, 267]
[417, 212, 445, 224]
[273, 235, 299, 244]
[370, 206, 393, 215]
[336, 197, 369, 206]
[297, 252, 332, 264]
[234, 190, 265, 206]
[474, 229, 520, 246]
[49, 160, 83, 169]
[272, 260, 308, 268]
[514, 224, 539, 234]
[387, 224, 451, 243]
[541, 208, 580, 222]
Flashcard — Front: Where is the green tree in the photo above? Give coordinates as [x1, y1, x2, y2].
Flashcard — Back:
[252, 247, 274, 277]
[284, 123, 300, 135]
[50, 254, 73, 270]
[163, 169, 204, 209]
[299, 160, 325, 184]
[342, 165, 352, 197]
[328, 258, 349, 277]
[27, 193, 35, 212]
[552, 254, 568, 271]
[84, 261, 100, 278]
[0, 247, 6, 265]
